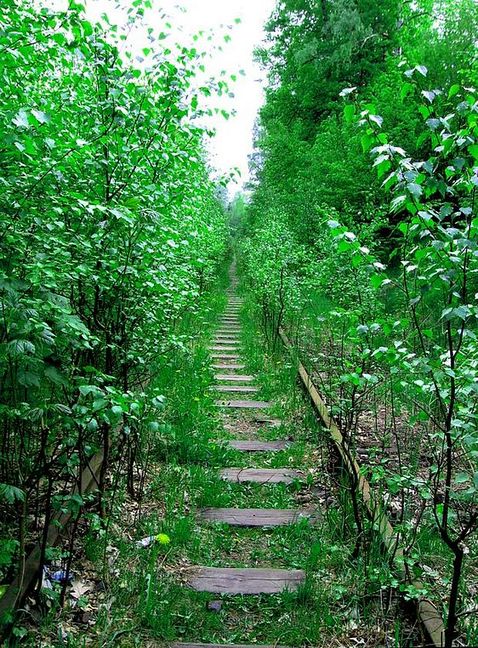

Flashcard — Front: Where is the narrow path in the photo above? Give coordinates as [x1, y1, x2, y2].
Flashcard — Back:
[174, 269, 317, 648]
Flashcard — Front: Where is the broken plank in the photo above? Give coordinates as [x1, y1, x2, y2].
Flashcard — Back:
[187, 567, 305, 594]
[220, 468, 303, 484]
[198, 507, 313, 527]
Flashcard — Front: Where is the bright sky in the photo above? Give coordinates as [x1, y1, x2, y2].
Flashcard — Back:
[85, 0, 276, 192]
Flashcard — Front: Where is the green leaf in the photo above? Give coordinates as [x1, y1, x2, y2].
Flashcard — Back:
[448, 84, 460, 99]
[400, 82, 414, 101]
[344, 104, 355, 124]
[0, 484, 25, 504]
[468, 144, 478, 160]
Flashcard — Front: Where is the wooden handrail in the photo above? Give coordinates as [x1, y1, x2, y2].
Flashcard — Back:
[0, 449, 105, 627]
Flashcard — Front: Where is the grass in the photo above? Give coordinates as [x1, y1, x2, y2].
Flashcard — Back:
[19, 261, 423, 647]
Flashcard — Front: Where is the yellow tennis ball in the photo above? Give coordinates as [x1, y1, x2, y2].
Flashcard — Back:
[155, 533, 171, 545]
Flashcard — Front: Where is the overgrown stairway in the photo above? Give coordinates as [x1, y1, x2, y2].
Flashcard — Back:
[174, 268, 316, 648]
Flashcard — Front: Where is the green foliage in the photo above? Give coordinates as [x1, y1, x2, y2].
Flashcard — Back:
[0, 0, 227, 613]
[242, 0, 478, 643]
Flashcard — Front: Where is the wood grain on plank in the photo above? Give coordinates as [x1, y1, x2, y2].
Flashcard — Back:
[173, 644, 289, 648]
[220, 468, 303, 484]
[188, 567, 305, 594]
[227, 440, 288, 451]
[215, 385, 259, 393]
[198, 507, 313, 526]
[210, 345, 241, 352]
[210, 354, 241, 360]
[211, 363, 246, 370]
[214, 374, 254, 382]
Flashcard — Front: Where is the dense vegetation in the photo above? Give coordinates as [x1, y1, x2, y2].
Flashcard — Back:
[1, 0, 478, 646]
[241, 0, 478, 644]
[0, 0, 227, 633]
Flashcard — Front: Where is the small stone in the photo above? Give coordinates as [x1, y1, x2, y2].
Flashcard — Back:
[207, 600, 222, 613]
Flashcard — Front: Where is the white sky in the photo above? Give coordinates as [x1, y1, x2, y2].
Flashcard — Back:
[85, 0, 276, 192]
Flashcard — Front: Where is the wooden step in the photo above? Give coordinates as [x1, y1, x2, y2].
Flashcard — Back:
[211, 354, 241, 361]
[173, 644, 289, 648]
[198, 507, 312, 527]
[187, 567, 305, 594]
[227, 440, 288, 451]
[212, 363, 246, 370]
[210, 345, 240, 352]
[221, 468, 303, 484]
[213, 336, 239, 342]
[215, 385, 259, 394]
[215, 399, 271, 409]
[214, 374, 254, 382]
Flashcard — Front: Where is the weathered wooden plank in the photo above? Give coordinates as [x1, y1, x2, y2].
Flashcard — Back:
[227, 440, 288, 451]
[215, 385, 259, 393]
[213, 343, 239, 349]
[215, 399, 271, 409]
[211, 363, 246, 370]
[210, 354, 241, 360]
[188, 567, 305, 594]
[198, 508, 313, 526]
[173, 643, 289, 648]
[210, 345, 241, 352]
[214, 374, 254, 382]
[220, 468, 303, 484]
